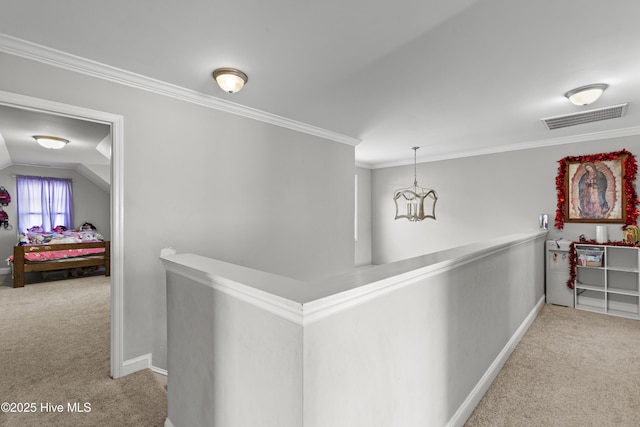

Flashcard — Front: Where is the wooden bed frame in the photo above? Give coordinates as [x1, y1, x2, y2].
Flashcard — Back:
[12, 241, 110, 288]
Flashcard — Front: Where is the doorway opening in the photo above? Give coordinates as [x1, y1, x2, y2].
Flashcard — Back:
[0, 89, 125, 378]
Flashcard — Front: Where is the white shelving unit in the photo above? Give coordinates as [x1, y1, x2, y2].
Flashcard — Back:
[574, 244, 640, 319]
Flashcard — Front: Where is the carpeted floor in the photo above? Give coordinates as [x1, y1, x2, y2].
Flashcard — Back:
[465, 303, 640, 427]
[0, 275, 167, 426]
[4, 275, 636, 426]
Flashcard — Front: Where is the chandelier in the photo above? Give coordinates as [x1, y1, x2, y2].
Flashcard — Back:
[393, 147, 437, 221]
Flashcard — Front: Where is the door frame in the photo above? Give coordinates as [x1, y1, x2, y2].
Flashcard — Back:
[0, 90, 125, 378]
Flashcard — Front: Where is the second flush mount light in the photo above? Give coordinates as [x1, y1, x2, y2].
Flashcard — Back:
[564, 83, 608, 106]
[33, 135, 69, 149]
[212, 68, 248, 94]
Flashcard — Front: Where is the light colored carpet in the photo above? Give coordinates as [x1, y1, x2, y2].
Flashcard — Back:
[5, 276, 636, 426]
[465, 303, 640, 427]
[0, 275, 167, 426]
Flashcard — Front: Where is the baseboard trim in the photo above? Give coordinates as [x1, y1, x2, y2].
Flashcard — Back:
[121, 353, 152, 377]
[446, 295, 546, 427]
[151, 365, 168, 377]
[0, 267, 11, 276]
[120, 354, 169, 381]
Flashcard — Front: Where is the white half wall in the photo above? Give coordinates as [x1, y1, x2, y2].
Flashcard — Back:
[161, 231, 546, 427]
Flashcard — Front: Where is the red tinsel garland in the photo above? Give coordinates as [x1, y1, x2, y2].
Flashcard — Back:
[555, 149, 639, 230]
[566, 239, 637, 289]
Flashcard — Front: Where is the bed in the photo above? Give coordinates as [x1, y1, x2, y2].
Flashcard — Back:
[8, 228, 110, 288]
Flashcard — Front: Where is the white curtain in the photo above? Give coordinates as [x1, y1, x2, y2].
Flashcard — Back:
[16, 175, 73, 232]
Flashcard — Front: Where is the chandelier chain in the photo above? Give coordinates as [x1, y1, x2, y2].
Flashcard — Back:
[413, 146, 419, 187]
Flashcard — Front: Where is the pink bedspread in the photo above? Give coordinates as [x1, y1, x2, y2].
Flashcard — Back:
[8, 247, 105, 263]
[7, 228, 106, 263]
[21, 247, 105, 262]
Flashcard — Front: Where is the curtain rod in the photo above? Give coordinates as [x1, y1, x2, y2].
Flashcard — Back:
[10, 174, 74, 181]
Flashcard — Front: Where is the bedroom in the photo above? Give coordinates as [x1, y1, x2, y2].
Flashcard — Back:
[0, 106, 111, 286]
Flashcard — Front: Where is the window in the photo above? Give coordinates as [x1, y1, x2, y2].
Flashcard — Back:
[16, 175, 73, 233]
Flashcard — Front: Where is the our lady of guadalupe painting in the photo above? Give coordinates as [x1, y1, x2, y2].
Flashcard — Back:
[564, 155, 625, 223]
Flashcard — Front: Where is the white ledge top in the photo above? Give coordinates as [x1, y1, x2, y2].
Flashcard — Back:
[160, 231, 548, 325]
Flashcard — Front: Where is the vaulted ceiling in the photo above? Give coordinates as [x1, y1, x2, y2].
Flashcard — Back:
[0, 105, 111, 191]
[0, 0, 639, 169]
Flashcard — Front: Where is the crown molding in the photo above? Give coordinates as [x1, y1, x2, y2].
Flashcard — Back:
[5, 32, 635, 168]
[372, 125, 640, 169]
[355, 161, 373, 169]
[0, 33, 361, 147]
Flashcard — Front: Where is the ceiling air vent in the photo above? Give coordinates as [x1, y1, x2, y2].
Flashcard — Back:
[541, 103, 628, 130]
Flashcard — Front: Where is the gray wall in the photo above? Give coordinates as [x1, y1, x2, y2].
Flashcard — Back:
[355, 167, 371, 267]
[1, 51, 355, 370]
[371, 134, 640, 264]
[0, 164, 110, 264]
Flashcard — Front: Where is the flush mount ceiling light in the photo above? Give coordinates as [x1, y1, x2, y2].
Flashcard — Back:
[393, 147, 437, 222]
[564, 83, 608, 106]
[32, 135, 69, 149]
[212, 68, 248, 93]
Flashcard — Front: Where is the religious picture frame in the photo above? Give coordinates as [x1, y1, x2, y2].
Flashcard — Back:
[555, 149, 638, 230]
[565, 154, 626, 223]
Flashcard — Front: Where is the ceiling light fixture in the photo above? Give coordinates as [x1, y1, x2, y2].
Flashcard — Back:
[564, 83, 608, 106]
[32, 135, 69, 149]
[393, 147, 437, 222]
[212, 68, 248, 93]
